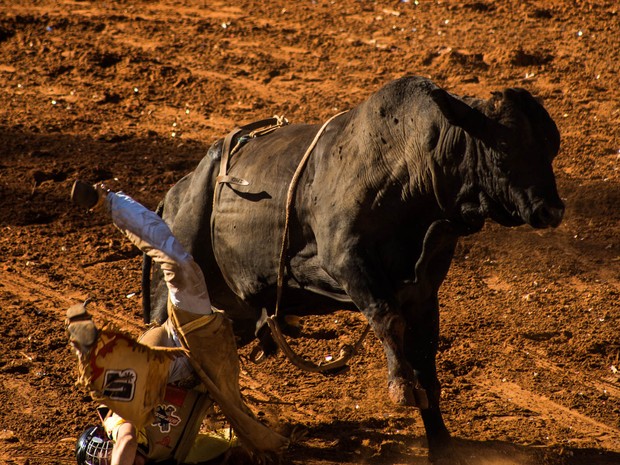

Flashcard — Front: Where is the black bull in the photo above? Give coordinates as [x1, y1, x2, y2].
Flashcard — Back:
[145, 76, 564, 458]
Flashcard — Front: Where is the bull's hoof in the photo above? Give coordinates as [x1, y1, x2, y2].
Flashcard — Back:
[388, 377, 429, 409]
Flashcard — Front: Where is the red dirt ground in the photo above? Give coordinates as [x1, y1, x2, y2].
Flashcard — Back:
[0, 1, 619, 464]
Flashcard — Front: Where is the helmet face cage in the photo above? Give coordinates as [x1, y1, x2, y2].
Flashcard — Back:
[76, 426, 114, 465]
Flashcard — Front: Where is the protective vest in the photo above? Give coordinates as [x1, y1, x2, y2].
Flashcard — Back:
[142, 384, 214, 463]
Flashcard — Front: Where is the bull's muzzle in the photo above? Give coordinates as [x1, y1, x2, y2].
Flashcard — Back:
[530, 201, 564, 228]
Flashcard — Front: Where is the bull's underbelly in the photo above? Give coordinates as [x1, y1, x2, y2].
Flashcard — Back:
[212, 231, 350, 306]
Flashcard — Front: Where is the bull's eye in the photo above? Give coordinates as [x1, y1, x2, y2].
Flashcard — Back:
[490, 149, 508, 170]
[496, 140, 510, 153]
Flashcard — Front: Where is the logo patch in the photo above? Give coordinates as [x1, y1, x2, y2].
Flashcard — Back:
[152, 404, 182, 433]
[102, 369, 137, 401]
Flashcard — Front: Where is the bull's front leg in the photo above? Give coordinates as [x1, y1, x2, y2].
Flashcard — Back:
[403, 294, 452, 460]
[365, 302, 430, 408]
[323, 251, 427, 409]
[350, 280, 454, 462]
[398, 230, 459, 461]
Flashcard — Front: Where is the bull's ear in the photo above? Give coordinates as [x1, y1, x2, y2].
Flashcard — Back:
[430, 88, 487, 137]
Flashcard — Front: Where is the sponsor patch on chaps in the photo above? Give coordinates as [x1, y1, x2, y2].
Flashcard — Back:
[152, 404, 182, 433]
[102, 369, 137, 401]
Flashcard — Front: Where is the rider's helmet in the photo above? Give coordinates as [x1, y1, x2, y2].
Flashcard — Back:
[75, 425, 114, 465]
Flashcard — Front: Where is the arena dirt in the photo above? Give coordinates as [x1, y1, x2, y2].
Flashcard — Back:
[0, 1, 619, 464]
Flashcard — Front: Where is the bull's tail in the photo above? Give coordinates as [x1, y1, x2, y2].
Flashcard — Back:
[141, 199, 165, 324]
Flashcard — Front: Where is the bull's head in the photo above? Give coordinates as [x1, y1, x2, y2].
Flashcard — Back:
[431, 87, 565, 230]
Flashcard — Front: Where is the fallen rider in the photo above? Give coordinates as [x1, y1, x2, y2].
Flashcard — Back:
[67, 180, 289, 465]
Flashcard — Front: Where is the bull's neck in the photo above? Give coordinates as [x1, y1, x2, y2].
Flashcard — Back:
[425, 124, 487, 233]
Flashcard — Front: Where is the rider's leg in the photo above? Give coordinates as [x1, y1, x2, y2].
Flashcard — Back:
[105, 189, 212, 316]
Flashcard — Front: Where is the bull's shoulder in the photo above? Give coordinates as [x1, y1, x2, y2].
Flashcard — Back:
[370, 76, 439, 105]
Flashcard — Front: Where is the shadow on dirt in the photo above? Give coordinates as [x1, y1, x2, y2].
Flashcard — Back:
[551, 448, 620, 465]
[0, 126, 210, 226]
[286, 426, 620, 465]
[451, 439, 620, 465]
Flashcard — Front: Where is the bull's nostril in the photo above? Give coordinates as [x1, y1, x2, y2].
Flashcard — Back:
[539, 207, 553, 223]
[532, 204, 564, 228]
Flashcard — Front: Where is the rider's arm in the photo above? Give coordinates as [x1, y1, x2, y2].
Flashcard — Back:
[111, 422, 144, 465]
